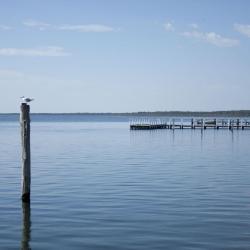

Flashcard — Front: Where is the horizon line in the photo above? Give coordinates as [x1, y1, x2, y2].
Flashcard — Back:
[1, 110, 250, 115]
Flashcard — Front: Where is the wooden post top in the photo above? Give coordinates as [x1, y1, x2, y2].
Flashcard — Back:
[20, 103, 30, 123]
[21, 103, 30, 109]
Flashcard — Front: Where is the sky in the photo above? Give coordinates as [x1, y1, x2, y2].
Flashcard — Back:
[0, 0, 250, 113]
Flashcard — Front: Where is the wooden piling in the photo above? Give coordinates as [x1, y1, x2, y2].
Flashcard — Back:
[20, 103, 31, 202]
[237, 119, 240, 129]
[229, 119, 232, 130]
[202, 119, 204, 130]
[191, 118, 194, 129]
[21, 202, 31, 249]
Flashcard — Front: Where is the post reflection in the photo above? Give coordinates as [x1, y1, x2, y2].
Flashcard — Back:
[21, 202, 31, 250]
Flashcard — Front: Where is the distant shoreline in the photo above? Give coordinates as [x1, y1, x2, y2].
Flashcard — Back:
[1, 110, 250, 117]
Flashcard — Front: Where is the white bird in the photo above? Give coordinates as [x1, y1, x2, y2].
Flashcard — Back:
[20, 96, 34, 103]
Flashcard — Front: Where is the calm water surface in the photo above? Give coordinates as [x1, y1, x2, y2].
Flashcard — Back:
[0, 115, 250, 249]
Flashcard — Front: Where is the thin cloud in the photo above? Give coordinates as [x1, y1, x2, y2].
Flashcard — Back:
[58, 24, 115, 32]
[163, 22, 174, 32]
[181, 30, 239, 47]
[234, 23, 250, 37]
[189, 23, 199, 29]
[0, 46, 71, 56]
[0, 25, 12, 30]
[23, 19, 51, 30]
[23, 19, 116, 32]
[0, 69, 24, 77]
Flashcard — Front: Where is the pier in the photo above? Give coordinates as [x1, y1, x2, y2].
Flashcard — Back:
[130, 118, 250, 130]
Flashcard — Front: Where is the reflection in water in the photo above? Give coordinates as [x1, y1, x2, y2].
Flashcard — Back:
[230, 129, 234, 143]
[171, 129, 175, 145]
[21, 202, 31, 250]
[200, 129, 204, 150]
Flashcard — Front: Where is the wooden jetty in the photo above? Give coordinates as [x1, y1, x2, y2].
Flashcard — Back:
[130, 118, 250, 130]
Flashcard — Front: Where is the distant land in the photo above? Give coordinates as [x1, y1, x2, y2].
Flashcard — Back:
[117, 110, 250, 117]
[1, 110, 250, 117]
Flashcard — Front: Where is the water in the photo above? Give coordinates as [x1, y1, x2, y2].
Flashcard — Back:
[1, 115, 250, 249]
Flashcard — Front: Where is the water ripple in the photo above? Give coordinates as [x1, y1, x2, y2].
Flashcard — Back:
[0, 122, 250, 249]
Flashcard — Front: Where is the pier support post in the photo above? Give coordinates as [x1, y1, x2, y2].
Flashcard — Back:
[237, 119, 240, 129]
[172, 119, 175, 130]
[20, 103, 31, 202]
[229, 119, 232, 130]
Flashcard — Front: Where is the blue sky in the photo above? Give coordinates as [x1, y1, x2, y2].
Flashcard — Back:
[0, 0, 250, 113]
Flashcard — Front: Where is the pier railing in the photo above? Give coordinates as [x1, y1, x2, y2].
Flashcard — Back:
[130, 118, 250, 130]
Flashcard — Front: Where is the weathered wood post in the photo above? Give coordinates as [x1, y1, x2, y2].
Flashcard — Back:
[203, 119, 207, 129]
[236, 119, 240, 129]
[242, 119, 245, 130]
[21, 201, 31, 250]
[20, 103, 31, 202]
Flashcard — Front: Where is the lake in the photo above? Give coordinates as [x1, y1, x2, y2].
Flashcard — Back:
[1, 114, 250, 249]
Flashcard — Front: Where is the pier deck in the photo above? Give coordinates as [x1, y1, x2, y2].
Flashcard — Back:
[130, 118, 250, 130]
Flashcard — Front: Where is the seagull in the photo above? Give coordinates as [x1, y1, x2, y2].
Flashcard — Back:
[20, 96, 34, 103]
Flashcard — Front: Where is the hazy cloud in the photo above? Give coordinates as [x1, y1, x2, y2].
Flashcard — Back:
[23, 19, 51, 30]
[189, 23, 199, 29]
[182, 30, 239, 47]
[0, 25, 12, 30]
[23, 19, 116, 32]
[23, 19, 52, 31]
[234, 23, 250, 37]
[59, 24, 115, 32]
[163, 22, 174, 31]
[0, 46, 71, 56]
[0, 69, 24, 77]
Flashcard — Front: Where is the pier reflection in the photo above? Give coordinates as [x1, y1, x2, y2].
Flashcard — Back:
[21, 202, 31, 250]
[200, 128, 204, 150]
